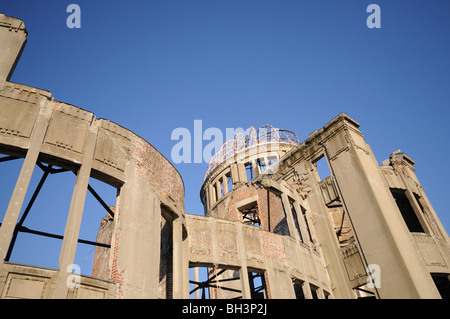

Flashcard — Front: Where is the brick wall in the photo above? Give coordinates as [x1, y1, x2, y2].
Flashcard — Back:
[130, 134, 184, 210]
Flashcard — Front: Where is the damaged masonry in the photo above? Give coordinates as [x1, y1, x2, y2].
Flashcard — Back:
[0, 13, 449, 299]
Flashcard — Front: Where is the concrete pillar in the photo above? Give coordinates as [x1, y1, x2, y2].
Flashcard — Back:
[235, 222, 251, 299]
[53, 120, 98, 298]
[223, 175, 228, 194]
[173, 217, 185, 299]
[112, 159, 162, 298]
[209, 184, 216, 207]
[230, 163, 239, 184]
[302, 281, 313, 299]
[237, 163, 247, 182]
[295, 162, 354, 299]
[324, 125, 441, 298]
[193, 267, 200, 299]
[0, 102, 51, 268]
[216, 180, 221, 200]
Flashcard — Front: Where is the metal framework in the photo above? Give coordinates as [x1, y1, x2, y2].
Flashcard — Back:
[0, 155, 114, 263]
[240, 204, 261, 227]
[189, 267, 267, 299]
[204, 125, 300, 180]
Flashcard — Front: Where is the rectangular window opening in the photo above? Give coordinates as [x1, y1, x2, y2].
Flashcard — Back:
[256, 158, 267, 173]
[212, 184, 217, 203]
[189, 266, 241, 299]
[431, 273, 450, 299]
[220, 178, 225, 197]
[245, 163, 253, 182]
[290, 202, 303, 242]
[248, 271, 267, 299]
[293, 279, 306, 299]
[238, 202, 261, 227]
[314, 155, 331, 181]
[0, 154, 24, 223]
[75, 177, 117, 277]
[226, 173, 233, 192]
[5, 162, 77, 269]
[310, 284, 319, 299]
[390, 188, 425, 233]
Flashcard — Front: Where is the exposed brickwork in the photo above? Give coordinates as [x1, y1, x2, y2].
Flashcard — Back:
[130, 134, 184, 210]
[218, 182, 289, 235]
[255, 187, 288, 235]
[91, 210, 114, 280]
[260, 231, 285, 259]
[110, 229, 125, 298]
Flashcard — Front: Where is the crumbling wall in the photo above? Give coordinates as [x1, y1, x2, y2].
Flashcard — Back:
[91, 210, 115, 280]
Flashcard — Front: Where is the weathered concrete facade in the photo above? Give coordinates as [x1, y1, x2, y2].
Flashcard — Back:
[0, 14, 449, 299]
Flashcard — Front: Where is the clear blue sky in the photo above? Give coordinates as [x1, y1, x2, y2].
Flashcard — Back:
[1, 1, 449, 277]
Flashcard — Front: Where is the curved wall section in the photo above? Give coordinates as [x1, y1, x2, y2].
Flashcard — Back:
[0, 81, 185, 299]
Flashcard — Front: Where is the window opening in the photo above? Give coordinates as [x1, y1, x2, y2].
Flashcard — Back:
[293, 279, 305, 299]
[212, 184, 217, 203]
[245, 162, 253, 181]
[226, 173, 233, 192]
[0, 154, 24, 222]
[220, 178, 225, 197]
[431, 273, 450, 299]
[2, 160, 116, 272]
[189, 266, 242, 299]
[256, 158, 266, 173]
[290, 203, 303, 242]
[301, 206, 314, 244]
[238, 202, 260, 227]
[310, 284, 319, 299]
[75, 177, 117, 276]
[314, 156, 331, 181]
[4, 162, 75, 269]
[248, 271, 267, 299]
[390, 188, 425, 233]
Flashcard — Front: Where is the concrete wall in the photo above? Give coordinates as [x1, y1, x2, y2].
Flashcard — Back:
[186, 214, 332, 299]
[0, 14, 27, 83]
[0, 80, 185, 299]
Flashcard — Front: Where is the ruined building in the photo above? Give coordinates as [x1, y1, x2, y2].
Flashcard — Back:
[0, 14, 449, 299]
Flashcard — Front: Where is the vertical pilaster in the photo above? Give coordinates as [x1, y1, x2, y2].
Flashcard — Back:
[325, 123, 440, 298]
[53, 120, 98, 298]
[172, 217, 185, 299]
[235, 222, 251, 299]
